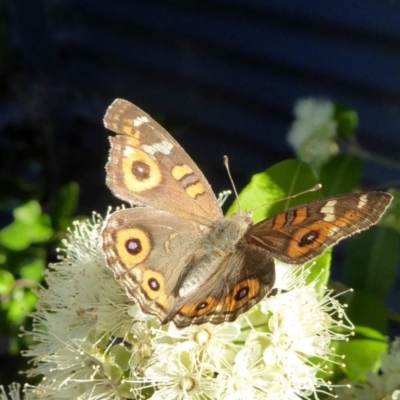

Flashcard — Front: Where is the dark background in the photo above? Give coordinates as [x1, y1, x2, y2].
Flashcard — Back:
[1, 0, 400, 388]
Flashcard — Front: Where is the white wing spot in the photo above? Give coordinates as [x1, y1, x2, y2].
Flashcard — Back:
[142, 140, 173, 155]
[327, 225, 340, 236]
[123, 146, 135, 157]
[357, 194, 368, 209]
[133, 116, 150, 127]
[321, 200, 337, 222]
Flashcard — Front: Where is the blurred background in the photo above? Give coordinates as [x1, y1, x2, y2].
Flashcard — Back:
[1, 0, 399, 389]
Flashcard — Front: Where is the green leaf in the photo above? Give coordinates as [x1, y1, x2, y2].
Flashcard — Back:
[102, 360, 123, 384]
[344, 226, 400, 299]
[346, 290, 388, 335]
[227, 159, 322, 223]
[0, 201, 53, 250]
[20, 257, 45, 281]
[7, 289, 37, 322]
[13, 200, 41, 225]
[0, 220, 32, 250]
[319, 155, 362, 196]
[305, 250, 331, 290]
[334, 104, 358, 139]
[51, 182, 79, 230]
[118, 381, 140, 398]
[109, 344, 132, 372]
[30, 214, 53, 242]
[0, 269, 14, 295]
[352, 325, 387, 340]
[381, 189, 400, 233]
[336, 326, 387, 382]
[57, 182, 79, 217]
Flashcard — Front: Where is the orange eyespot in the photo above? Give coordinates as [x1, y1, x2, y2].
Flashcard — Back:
[179, 297, 218, 317]
[224, 279, 260, 312]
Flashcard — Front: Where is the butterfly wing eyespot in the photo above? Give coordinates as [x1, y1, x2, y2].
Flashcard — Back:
[298, 229, 320, 247]
[110, 138, 163, 194]
[141, 270, 169, 308]
[175, 280, 259, 322]
[224, 279, 259, 310]
[286, 222, 332, 260]
[234, 286, 249, 301]
[178, 297, 219, 318]
[114, 227, 152, 266]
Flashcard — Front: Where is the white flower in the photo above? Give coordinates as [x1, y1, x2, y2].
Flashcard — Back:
[144, 350, 218, 399]
[217, 345, 277, 399]
[0, 384, 24, 400]
[22, 214, 351, 399]
[166, 322, 241, 361]
[287, 97, 338, 167]
[23, 214, 145, 399]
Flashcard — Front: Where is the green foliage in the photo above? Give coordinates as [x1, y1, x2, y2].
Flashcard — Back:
[381, 189, 400, 233]
[344, 227, 400, 302]
[0, 200, 53, 251]
[334, 103, 359, 139]
[319, 155, 362, 196]
[0, 182, 80, 356]
[346, 290, 388, 335]
[336, 326, 387, 382]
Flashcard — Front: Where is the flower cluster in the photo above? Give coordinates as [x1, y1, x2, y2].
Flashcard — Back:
[14, 215, 350, 399]
[287, 98, 338, 168]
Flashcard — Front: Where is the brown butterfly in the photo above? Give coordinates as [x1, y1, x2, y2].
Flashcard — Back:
[102, 99, 392, 328]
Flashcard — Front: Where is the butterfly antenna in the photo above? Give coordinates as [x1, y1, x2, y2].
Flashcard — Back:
[285, 183, 322, 199]
[223, 155, 241, 210]
[281, 183, 322, 202]
[250, 183, 323, 212]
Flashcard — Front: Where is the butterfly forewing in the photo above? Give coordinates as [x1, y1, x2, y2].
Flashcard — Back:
[246, 192, 393, 265]
[104, 99, 222, 225]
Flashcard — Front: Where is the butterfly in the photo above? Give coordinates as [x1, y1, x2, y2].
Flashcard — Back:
[102, 98, 392, 328]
